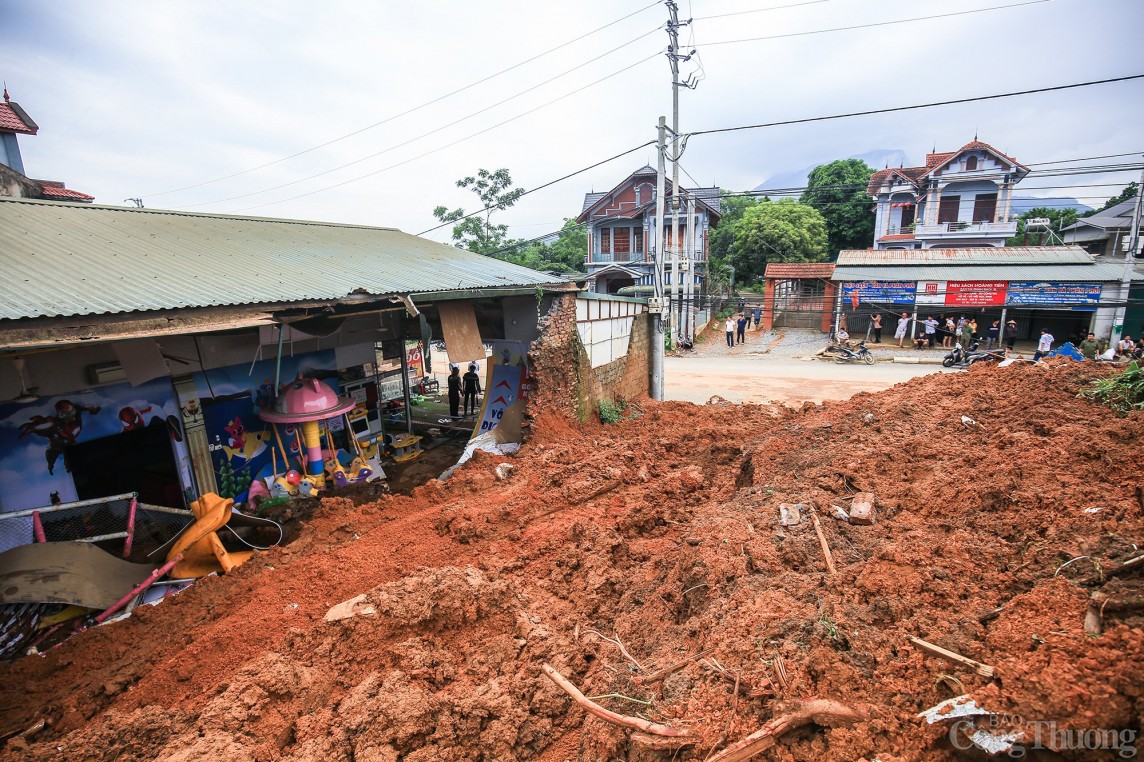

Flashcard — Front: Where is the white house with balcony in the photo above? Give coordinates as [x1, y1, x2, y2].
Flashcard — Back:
[576, 165, 721, 294]
[866, 140, 1028, 250]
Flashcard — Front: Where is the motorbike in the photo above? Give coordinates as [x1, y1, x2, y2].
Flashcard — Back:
[943, 340, 1003, 368]
[831, 341, 876, 365]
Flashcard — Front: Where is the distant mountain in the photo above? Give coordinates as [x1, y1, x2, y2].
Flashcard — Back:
[754, 149, 909, 193]
[1009, 196, 1093, 214]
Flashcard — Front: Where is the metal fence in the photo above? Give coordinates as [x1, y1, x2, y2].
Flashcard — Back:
[0, 493, 191, 559]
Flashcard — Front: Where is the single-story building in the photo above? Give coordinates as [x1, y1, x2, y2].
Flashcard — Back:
[0, 198, 649, 547]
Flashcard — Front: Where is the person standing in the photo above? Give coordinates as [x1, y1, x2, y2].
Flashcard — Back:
[462, 362, 482, 415]
[923, 315, 938, 348]
[943, 316, 956, 348]
[960, 320, 973, 349]
[1033, 328, 1054, 361]
[753, 305, 762, 330]
[871, 313, 882, 343]
[986, 320, 1001, 350]
[1079, 332, 1100, 360]
[895, 312, 910, 348]
[1004, 319, 1019, 357]
[736, 313, 748, 344]
[725, 315, 736, 348]
[447, 365, 462, 418]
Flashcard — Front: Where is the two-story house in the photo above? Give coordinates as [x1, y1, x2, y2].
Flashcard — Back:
[866, 140, 1028, 250]
[576, 165, 721, 294]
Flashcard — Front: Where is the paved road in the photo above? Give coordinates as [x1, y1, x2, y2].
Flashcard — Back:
[664, 355, 949, 405]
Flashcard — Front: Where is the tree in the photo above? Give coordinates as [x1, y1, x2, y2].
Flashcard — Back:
[800, 159, 876, 257]
[708, 192, 764, 263]
[729, 199, 828, 285]
[1006, 206, 1079, 246]
[501, 219, 587, 272]
[432, 168, 526, 255]
[1083, 181, 1138, 217]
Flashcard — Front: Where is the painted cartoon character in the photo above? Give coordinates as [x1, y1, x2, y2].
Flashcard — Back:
[19, 400, 101, 475]
[224, 418, 247, 450]
[118, 405, 154, 430]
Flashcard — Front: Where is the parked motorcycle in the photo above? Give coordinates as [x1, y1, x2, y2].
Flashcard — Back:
[832, 341, 876, 365]
[943, 340, 1003, 368]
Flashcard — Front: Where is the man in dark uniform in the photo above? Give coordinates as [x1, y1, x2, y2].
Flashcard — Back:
[447, 365, 462, 418]
[462, 363, 482, 416]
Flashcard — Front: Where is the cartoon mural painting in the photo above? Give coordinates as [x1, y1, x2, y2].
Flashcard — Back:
[18, 400, 102, 475]
[118, 405, 153, 430]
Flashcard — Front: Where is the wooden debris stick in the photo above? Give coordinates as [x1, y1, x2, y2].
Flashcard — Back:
[583, 629, 644, 671]
[706, 699, 863, 762]
[810, 510, 837, 575]
[1084, 589, 1144, 636]
[1078, 554, 1144, 586]
[908, 636, 996, 678]
[541, 663, 689, 737]
[632, 647, 715, 686]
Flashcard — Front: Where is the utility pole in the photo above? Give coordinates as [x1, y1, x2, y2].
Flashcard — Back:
[1110, 159, 1143, 348]
[650, 117, 667, 401]
[665, 0, 692, 348]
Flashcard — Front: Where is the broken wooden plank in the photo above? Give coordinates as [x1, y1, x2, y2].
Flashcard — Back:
[810, 510, 837, 575]
[908, 636, 996, 678]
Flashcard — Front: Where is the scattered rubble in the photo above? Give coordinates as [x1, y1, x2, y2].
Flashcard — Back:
[0, 360, 1141, 760]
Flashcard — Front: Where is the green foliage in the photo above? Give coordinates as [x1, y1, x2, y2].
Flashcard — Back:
[502, 218, 587, 271]
[800, 159, 876, 257]
[597, 398, 627, 424]
[1006, 206, 1079, 246]
[1079, 361, 1144, 415]
[432, 168, 525, 255]
[708, 192, 764, 262]
[1082, 181, 1138, 217]
[729, 199, 829, 285]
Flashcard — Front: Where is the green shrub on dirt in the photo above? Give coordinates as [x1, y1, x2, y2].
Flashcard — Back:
[1079, 360, 1144, 415]
[597, 398, 627, 424]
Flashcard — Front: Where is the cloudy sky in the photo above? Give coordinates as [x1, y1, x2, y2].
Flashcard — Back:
[2, 0, 1141, 244]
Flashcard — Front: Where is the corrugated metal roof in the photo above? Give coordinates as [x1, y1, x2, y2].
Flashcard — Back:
[764, 262, 835, 278]
[832, 263, 1133, 282]
[836, 247, 1093, 265]
[0, 198, 564, 321]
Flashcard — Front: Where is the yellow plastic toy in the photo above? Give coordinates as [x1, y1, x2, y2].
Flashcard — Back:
[166, 493, 254, 578]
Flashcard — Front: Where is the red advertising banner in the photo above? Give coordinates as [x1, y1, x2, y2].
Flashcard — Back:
[945, 281, 1007, 307]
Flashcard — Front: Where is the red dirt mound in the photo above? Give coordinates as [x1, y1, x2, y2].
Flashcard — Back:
[1, 361, 1141, 760]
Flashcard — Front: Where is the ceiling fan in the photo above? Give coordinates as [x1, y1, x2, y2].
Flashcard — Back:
[9, 357, 40, 404]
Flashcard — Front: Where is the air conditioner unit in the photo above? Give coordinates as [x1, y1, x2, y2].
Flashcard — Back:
[679, 260, 691, 271]
[647, 297, 664, 310]
[87, 362, 128, 385]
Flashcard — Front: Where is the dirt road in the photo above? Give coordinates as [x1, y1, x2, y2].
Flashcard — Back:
[665, 355, 948, 405]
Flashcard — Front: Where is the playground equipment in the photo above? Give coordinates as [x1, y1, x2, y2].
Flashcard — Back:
[259, 374, 382, 497]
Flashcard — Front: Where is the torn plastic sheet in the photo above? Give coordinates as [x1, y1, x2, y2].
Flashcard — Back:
[918, 695, 1021, 755]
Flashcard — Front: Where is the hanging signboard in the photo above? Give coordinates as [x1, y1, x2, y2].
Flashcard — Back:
[916, 281, 1007, 307]
[840, 281, 915, 304]
[945, 281, 1008, 307]
[1006, 282, 1103, 306]
[914, 281, 946, 306]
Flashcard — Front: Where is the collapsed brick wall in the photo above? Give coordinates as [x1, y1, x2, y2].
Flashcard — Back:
[528, 294, 650, 423]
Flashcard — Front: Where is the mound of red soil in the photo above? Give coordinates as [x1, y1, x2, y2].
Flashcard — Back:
[1, 361, 1141, 760]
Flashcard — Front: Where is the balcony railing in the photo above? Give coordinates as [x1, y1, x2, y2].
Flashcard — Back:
[591, 249, 643, 263]
[914, 221, 1017, 237]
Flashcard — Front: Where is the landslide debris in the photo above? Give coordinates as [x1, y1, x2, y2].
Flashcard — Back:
[1, 360, 1141, 761]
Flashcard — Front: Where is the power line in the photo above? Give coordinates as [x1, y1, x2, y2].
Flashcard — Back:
[142, 0, 663, 198]
[686, 75, 1144, 137]
[415, 140, 657, 236]
[228, 55, 663, 213]
[693, 0, 833, 21]
[180, 34, 664, 209]
[700, 0, 1052, 46]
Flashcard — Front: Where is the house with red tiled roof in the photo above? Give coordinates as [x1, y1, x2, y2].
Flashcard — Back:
[866, 140, 1028, 250]
[576, 165, 721, 295]
[0, 89, 94, 203]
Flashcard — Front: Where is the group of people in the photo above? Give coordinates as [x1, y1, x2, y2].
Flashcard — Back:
[724, 306, 763, 347]
[887, 313, 1025, 356]
[446, 363, 483, 418]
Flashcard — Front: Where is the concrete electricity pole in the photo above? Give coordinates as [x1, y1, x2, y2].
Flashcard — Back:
[1111, 159, 1143, 347]
[664, 0, 693, 347]
[650, 117, 667, 401]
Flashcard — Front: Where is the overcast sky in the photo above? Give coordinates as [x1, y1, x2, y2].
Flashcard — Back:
[2, 0, 1141, 244]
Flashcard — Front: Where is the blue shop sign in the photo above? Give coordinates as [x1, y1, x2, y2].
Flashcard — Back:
[841, 281, 916, 304]
[1006, 282, 1102, 306]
